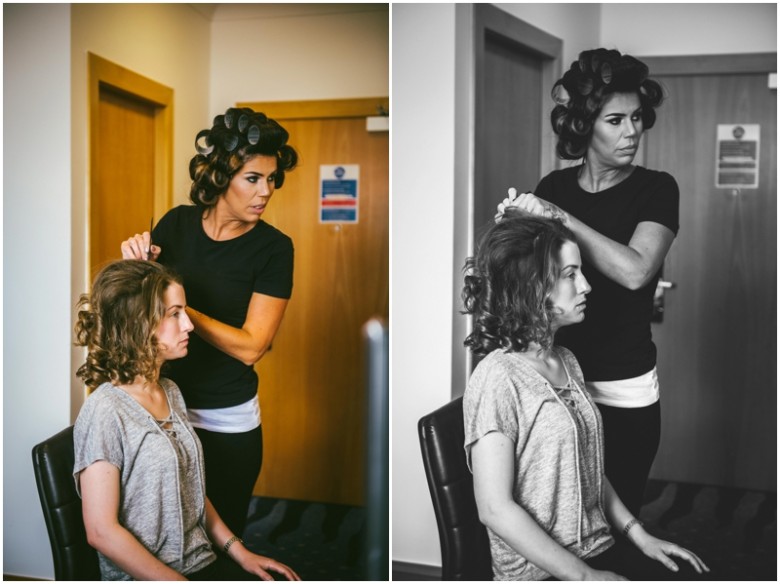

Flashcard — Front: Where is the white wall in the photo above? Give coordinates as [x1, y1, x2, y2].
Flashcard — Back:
[391, 3, 458, 569]
[3, 4, 72, 578]
[601, 3, 776, 56]
[391, 1, 776, 572]
[495, 3, 601, 66]
[209, 4, 389, 116]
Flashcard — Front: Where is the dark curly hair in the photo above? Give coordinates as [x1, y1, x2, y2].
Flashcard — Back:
[75, 260, 182, 390]
[189, 107, 298, 208]
[551, 48, 665, 160]
[462, 210, 576, 357]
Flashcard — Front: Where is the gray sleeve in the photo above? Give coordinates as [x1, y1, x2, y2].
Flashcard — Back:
[463, 359, 522, 471]
[72, 395, 124, 497]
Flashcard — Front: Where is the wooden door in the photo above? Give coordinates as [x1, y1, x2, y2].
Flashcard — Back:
[643, 55, 776, 490]
[92, 88, 155, 275]
[473, 4, 562, 239]
[88, 53, 173, 278]
[240, 99, 389, 506]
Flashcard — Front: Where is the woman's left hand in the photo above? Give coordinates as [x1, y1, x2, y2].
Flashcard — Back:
[238, 551, 302, 581]
[632, 530, 710, 575]
[495, 188, 569, 224]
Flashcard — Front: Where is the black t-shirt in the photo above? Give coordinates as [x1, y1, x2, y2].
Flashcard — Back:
[536, 165, 679, 381]
[153, 205, 294, 409]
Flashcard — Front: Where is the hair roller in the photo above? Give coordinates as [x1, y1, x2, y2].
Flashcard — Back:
[224, 110, 235, 129]
[600, 62, 612, 85]
[247, 125, 260, 145]
[552, 83, 571, 107]
[577, 76, 594, 96]
[238, 114, 249, 133]
[195, 129, 214, 155]
[222, 133, 239, 152]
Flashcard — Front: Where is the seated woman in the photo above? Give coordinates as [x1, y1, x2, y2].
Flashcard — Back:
[462, 210, 709, 581]
[73, 259, 300, 581]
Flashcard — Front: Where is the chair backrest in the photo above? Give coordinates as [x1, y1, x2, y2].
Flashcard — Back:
[32, 426, 101, 581]
[418, 397, 493, 581]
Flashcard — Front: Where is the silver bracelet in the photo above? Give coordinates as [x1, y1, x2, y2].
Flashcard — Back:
[622, 517, 642, 538]
[223, 535, 243, 554]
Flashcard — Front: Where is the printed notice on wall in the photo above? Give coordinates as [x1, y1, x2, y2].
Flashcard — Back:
[715, 124, 760, 188]
[320, 164, 359, 223]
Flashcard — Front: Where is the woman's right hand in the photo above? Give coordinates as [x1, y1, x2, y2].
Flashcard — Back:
[120, 232, 160, 261]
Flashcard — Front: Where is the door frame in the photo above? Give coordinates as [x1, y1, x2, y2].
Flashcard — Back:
[87, 53, 173, 244]
[237, 97, 389, 121]
[638, 52, 775, 77]
[451, 5, 562, 398]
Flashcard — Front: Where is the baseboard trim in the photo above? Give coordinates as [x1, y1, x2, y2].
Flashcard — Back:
[3, 575, 48, 581]
[392, 560, 442, 580]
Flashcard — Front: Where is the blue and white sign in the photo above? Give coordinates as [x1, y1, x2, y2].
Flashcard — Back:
[320, 164, 359, 223]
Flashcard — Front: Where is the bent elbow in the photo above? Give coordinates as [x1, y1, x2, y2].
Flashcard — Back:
[476, 499, 503, 530]
[239, 346, 269, 366]
[85, 523, 113, 553]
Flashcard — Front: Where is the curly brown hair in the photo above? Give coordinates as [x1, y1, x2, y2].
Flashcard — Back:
[75, 260, 182, 390]
[550, 48, 665, 160]
[189, 107, 298, 208]
[462, 210, 576, 357]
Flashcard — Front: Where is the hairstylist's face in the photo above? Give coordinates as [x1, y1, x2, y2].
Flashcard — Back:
[221, 155, 278, 223]
[549, 241, 590, 328]
[588, 91, 643, 169]
[156, 283, 194, 362]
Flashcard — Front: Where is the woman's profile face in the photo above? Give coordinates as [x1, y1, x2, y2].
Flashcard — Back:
[155, 283, 194, 363]
[588, 91, 643, 169]
[548, 241, 591, 328]
[219, 154, 278, 223]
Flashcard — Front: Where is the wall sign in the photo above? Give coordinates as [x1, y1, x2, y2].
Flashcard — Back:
[320, 164, 359, 223]
[715, 124, 760, 188]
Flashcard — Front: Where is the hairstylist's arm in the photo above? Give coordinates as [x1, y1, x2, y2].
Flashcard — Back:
[80, 461, 186, 581]
[602, 476, 709, 575]
[498, 190, 675, 291]
[472, 432, 625, 581]
[185, 292, 288, 366]
[203, 498, 300, 581]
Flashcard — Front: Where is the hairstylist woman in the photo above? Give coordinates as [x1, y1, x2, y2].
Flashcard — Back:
[497, 48, 677, 516]
[120, 107, 298, 536]
[463, 211, 707, 581]
[74, 260, 299, 581]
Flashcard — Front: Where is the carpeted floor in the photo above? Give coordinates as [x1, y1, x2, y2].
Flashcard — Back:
[242, 497, 367, 581]
[639, 479, 776, 581]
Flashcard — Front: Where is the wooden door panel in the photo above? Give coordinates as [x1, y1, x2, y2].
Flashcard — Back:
[254, 117, 388, 505]
[646, 72, 776, 490]
[92, 88, 155, 276]
[477, 32, 543, 234]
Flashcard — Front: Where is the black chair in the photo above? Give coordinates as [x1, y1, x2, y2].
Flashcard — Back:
[418, 397, 493, 580]
[32, 426, 101, 581]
